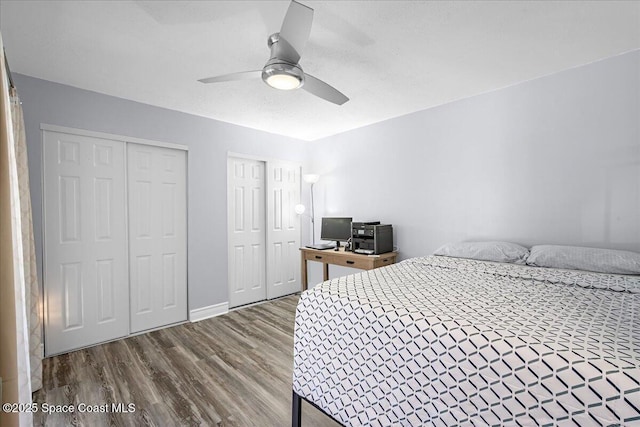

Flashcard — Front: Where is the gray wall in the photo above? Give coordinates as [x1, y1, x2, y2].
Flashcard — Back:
[16, 49, 640, 300]
[14, 73, 310, 310]
[305, 50, 640, 284]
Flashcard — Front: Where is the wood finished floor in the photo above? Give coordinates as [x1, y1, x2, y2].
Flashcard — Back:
[33, 294, 340, 427]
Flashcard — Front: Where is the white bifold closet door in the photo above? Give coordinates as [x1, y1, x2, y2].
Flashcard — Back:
[227, 157, 300, 308]
[43, 129, 188, 355]
[128, 143, 187, 333]
[43, 132, 129, 355]
[227, 158, 267, 308]
[266, 161, 302, 299]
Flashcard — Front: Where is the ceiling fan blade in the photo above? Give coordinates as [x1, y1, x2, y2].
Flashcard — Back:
[302, 74, 349, 105]
[272, 36, 300, 65]
[198, 70, 262, 84]
[279, 0, 313, 59]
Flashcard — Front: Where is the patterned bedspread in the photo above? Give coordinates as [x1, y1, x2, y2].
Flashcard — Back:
[293, 256, 640, 426]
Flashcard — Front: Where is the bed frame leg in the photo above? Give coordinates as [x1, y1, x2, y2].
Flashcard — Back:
[292, 390, 302, 427]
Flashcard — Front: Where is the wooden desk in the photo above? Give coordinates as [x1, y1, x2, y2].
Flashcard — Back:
[300, 247, 398, 291]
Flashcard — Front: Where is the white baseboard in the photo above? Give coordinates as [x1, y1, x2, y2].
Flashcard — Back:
[190, 302, 229, 322]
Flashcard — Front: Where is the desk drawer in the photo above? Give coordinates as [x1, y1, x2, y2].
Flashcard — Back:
[373, 255, 396, 268]
[309, 252, 371, 269]
[335, 256, 371, 270]
[303, 249, 397, 271]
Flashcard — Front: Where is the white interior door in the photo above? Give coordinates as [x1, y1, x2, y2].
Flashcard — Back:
[227, 157, 267, 308]
[43, 131, 128, 356]
[266, 161, 301, 299]
[128, 143, 187, 333]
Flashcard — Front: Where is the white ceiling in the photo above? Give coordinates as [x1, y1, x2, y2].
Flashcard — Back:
[1, 1, 639, 141]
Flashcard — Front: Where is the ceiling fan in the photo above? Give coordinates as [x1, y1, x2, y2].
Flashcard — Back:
[198, 0, 349, 105]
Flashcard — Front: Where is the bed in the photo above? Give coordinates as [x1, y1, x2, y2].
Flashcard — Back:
[292, 253, 640, 426]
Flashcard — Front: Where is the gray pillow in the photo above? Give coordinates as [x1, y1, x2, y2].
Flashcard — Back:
[526, 245, 640, 275]
[433, 241, 529, 264]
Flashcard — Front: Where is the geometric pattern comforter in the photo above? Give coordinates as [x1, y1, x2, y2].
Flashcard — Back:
[293, 256, 640, 426]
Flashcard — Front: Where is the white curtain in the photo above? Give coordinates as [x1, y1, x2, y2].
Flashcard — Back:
[0, 32, 36, 427]
[10, 85, 42, 393]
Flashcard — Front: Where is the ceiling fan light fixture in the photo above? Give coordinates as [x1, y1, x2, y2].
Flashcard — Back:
[265, 73, 302, 90]
[262, 62, 304, 90]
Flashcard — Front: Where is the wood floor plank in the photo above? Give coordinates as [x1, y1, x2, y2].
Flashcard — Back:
[33, 294, 340, 427]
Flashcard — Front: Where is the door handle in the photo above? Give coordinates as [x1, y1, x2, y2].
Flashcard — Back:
[346, 260, 355, 265]
[315, 255, 323, 260]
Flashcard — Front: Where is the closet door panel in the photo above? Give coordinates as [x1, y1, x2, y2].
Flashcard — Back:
[128, 143, 187, 333]
[43, 131, 128, 356]
[266, 161, 301, 299]
[227, 158, 267, 308]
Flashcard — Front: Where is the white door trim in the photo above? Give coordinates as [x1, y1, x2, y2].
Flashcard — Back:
[40, 124, 189, 151]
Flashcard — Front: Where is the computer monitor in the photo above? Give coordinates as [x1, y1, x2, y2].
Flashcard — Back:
[321, 217, 352, 251]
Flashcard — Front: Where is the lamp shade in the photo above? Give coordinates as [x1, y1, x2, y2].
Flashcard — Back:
[303, 174, 320, 184]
